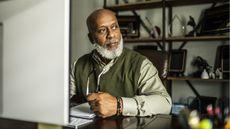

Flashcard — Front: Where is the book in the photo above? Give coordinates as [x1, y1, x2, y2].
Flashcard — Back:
[70, 102, 96, 119]
[69, 117, 93, 128]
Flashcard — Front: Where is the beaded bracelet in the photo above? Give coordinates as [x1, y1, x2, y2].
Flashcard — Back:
[116, 97, 123, 116]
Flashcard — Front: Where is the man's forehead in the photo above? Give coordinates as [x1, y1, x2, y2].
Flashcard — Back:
[94, 15, 118, 28]
[92, 9, 115, 18]
[87, 9, 118, 31]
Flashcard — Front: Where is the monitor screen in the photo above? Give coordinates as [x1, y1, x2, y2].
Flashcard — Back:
[0, 0, 69, 125]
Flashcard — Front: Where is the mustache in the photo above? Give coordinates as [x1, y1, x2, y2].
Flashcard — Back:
[104, 39, 119, 45]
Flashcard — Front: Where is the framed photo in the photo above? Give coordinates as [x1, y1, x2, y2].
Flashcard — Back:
[116, 15, 140, 38]
[169, 50, 187, 73]
[221, 45, 229, 72]
[199, 4, 230, 35]
[214, 45, 229, 79]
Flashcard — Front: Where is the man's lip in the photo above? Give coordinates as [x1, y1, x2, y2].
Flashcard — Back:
[106, 42, 118, 46]
[111, 42, 117, 45]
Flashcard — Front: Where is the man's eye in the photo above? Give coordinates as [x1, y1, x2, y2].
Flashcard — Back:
[111, 25, 118, 30]
[97, 29, 106, 34]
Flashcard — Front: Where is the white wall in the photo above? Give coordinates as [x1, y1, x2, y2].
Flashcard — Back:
[0, 23, 2, 114]
[71, 1, 229, 103]
[71, 0, 104, 63]
[0, 0, 42, 21]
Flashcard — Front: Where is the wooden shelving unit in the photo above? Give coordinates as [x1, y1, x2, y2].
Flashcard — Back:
[166, 35, 230, 42]
[104, 0, 230, 96]
[124, 35, 230, 43]
[166, 0, 229, 7]
[167, 76, 229, 82]
[105, 0, 162, 11]
[124, 37, 162, 43]
[106, 0, 229, 11]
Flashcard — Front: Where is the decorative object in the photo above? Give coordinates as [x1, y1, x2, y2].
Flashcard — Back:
[208, 68, 215, 79]
[215, 68, 223, 79]
[190, 56, 211, 78]
[187, 16, 197, 37]
[168, 14, 187, 37]
[117, 15, 140, 38]
[169, 49, 187, 76]
[201, 69, 209, 79]
[145, 17, 161, 38]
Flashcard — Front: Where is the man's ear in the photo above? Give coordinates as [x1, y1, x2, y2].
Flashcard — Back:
[88, 33, 95, 45]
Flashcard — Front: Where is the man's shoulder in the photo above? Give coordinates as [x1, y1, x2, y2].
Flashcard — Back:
[78, 53, 91, 60]
[75, 53, 92, 66]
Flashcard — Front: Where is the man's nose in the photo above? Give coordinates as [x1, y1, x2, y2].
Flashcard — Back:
[106, 28, 114, 39]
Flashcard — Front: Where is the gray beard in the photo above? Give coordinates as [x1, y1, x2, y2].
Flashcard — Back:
[94, 37, 123, 60]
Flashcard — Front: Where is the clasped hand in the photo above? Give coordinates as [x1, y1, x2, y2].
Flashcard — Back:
[87, 92, 117, 118]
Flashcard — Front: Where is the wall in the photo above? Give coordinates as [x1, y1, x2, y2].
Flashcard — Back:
[71, 0, 104, 63]
[0, 23, 2, 114]
[71, 1, 229, 103]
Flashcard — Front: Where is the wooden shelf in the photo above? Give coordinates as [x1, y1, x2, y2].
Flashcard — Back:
[105, 0, 229, 11]
[166, 35, 230, 42]
[167, 76, 229, 82]
[105, 0, 162, 11]
[124, 37, 162, 43]
[166, 0, 229, 7]
[123, 35, 229, 43]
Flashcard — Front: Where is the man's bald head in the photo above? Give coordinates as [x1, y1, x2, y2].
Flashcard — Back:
[86, 9, 117, 33]
[86, 9, 123, 60]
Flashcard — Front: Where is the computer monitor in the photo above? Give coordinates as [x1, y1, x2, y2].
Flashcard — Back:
[0, 0, 69, 125]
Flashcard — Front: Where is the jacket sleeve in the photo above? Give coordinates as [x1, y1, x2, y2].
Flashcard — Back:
[121, 59, 172, 116]
[70, 61, 77, 98]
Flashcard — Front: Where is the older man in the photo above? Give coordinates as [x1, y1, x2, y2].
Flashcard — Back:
[70, 9, 172, 118]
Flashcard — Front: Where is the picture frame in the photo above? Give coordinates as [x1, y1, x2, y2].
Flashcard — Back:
[169, 49, 187, 73]
[214, 45, 229, 79]
[221, 45, 229, 73]
[199, 4, 230, 35]
[116, 15, 140, 38]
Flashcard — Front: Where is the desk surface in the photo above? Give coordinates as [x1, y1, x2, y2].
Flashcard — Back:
[0, 115, 181, 129]
[77, 115, 180, 129]
[0, 115, 224, 129]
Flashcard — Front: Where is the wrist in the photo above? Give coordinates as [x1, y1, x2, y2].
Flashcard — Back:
[116, 97, 123, 116]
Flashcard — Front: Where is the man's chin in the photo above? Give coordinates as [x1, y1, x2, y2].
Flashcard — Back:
[107, 47, 118, 51]
[94, 37, 123, 60]
[106, 44, 119, 50]
[97, 47, 122, 60]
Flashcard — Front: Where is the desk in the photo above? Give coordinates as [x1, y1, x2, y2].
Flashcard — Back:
[0, 115, 180, 129]
[77, 115, 180, 129]
[0, 115, 224, 129]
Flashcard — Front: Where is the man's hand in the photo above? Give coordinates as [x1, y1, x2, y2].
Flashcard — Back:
[87, 92, 117, 118]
